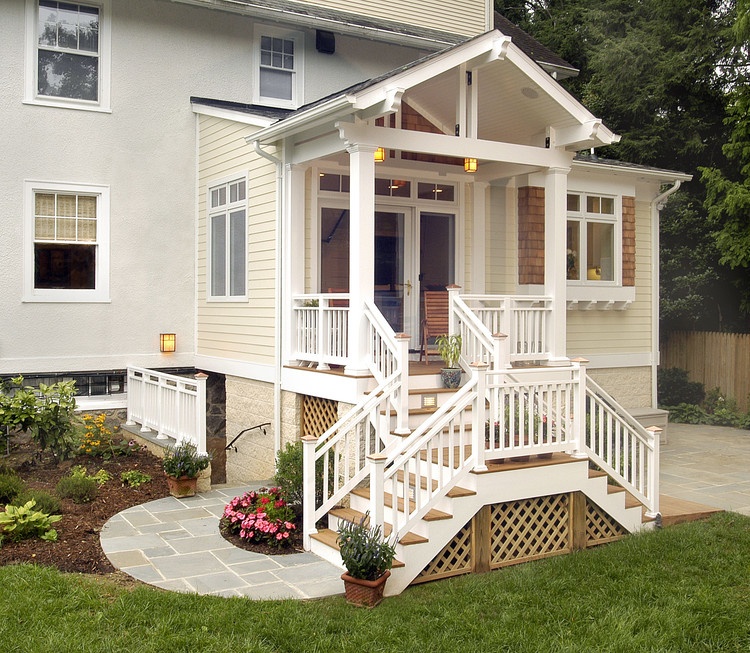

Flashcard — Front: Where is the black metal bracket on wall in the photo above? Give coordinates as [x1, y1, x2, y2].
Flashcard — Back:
[225, 422, 271, 452]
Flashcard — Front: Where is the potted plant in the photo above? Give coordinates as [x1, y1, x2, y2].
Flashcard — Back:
[435, 334, 462, 389]
[337, 512, 396, 607]
[162, 442, 211, 497]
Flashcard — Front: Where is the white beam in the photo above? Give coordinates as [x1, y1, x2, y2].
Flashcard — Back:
[550, 120, 604, 150]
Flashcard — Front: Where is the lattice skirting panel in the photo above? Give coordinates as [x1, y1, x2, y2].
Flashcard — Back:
[302, 395, 338, 437]
[414, 492, 629, 584]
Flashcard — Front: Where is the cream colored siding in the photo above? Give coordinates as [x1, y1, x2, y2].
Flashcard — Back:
[463, 182, 473, 289]
[485, 184, 517, 294]
[303, 0, 488, 36]
[567, 200, 653, 356]
[197, 115, 278, 364]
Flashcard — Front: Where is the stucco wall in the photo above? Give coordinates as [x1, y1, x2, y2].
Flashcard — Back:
[588, 366, 652, 408]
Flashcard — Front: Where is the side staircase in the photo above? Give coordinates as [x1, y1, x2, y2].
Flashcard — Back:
[306, 366, 659, 596]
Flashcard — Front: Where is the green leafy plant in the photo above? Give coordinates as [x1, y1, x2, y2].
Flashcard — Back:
[0, 472, 25, 505]
[0, 500, 61, 542]
[274, 441, 304, 506]
[666, 403, 707, 424]
[31, 381, 79, 461]
[337, 511, 396, 581]
[0, 376, 39, 435]
[657, 368, 705, 407]
[11, 490, 61, 516]
[78, 414, 144, 459]
[221, 487, 297, 548]
[55, 474, 98, 504]
[121, 470, 152, 488]
[435, 334, 462, 369]
[70, 465, 111, 487]
[162, 442, 211, 479]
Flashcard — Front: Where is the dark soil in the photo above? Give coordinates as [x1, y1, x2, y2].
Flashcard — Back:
[0, 433, 170, 575]
[219, 516, 304, 556]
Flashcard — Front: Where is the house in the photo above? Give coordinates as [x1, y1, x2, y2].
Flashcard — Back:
[3, 0, 690, 593]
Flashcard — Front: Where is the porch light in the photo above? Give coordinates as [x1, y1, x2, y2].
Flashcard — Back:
[464, 157, 478, 173]
[374, 147, 386, 163]
[160, 333, 176, 353]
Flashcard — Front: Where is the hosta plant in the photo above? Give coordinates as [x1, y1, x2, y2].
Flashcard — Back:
[0, 500, 61, 542]
[221, 487, 296, 548]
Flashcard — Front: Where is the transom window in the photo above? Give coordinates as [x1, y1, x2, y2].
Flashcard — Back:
[566, 193, 617, 282]
[209, 179, 247, 300]
[26, 0, 111, 110]
[318, 173, 456, 204]
[255, 26, 302, 108]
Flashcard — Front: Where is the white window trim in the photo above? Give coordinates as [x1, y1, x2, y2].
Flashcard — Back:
[566, 191, 621, 287]
[206, 175, 248, 303]
[23, 180, 111, 303]
[253, 23, 304, 110]
[23, 0, 112, 113]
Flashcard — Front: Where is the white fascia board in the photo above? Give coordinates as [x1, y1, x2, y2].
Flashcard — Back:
[571, 159, 693, 183]
[191, 102, 278, 128]
[337, 122, 572, 169]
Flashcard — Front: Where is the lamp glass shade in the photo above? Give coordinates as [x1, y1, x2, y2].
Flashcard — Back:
[464, 157, 478, 173]
[374, 147, 386, 163]
[160, 333, 176, 353]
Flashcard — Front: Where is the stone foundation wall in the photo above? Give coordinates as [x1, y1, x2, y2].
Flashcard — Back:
[588, 366, 652, 408]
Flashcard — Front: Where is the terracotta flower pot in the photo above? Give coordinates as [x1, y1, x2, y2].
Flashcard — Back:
[167, 475, 198, 498]
[341, 570, 390, 607]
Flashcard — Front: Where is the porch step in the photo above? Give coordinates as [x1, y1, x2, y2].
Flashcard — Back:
[329, 507, 428, 546]
[350, 487, 452, 522]
[309, 528, 406, 568]
[395, 470, 476, 499]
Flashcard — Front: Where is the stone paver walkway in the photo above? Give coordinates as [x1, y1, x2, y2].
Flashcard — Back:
[100, 484, 344, 599]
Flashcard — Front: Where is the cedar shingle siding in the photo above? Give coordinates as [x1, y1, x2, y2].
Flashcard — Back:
[622, 196, 636, 287]
[518, 186, 545, 285]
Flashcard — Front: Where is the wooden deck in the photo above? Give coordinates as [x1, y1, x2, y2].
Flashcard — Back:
[659, 495, 723, 527]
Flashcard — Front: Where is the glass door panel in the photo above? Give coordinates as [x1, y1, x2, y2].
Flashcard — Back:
[374, 211, 405, 332]
[419, 212, 455, 339]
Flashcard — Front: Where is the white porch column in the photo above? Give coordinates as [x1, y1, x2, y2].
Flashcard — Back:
[472, 181, 488, 293]
[283, 163, 306, 366]
[544, 166, 570, 364]
[344, 144, 377, 376]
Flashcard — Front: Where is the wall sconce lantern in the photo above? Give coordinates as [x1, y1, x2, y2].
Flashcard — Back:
[374, 147, 386, 163]
[160, 333, 176, 353]
[464, 157, 478, 173]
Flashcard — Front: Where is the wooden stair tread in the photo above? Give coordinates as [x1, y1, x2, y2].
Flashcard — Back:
[408, 387, 459, 396]
[588, 469, 608, 479]
[393, 469, 476, 498]
[329, 507, 428, 545]
[474, 452, 580, 474]
[349, 489, 452, 522]
[310, 528, 405, 567]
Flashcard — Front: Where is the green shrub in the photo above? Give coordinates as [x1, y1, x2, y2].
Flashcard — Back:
[0, 500, 61, 542]
[275, 441, 304, 505]
[31, 381, 79, 461]
[55, 475, 98, 504]
[668, 403, 707, 424]
[11, 490, 61, 516]
[0, 472, 25, 505]
[120, 470, 151, 488]
[658, 368, 705, 407]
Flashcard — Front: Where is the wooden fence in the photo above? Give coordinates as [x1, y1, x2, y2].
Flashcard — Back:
[661, 331, 750, 411]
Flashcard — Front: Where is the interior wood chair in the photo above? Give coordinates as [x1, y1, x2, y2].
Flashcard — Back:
[420, 290, 450, 363]
[326, 288, 349, 307]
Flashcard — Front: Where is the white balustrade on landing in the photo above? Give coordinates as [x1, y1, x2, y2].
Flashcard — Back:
[126, 367, 207, 454]
[293, 294, 349, 369]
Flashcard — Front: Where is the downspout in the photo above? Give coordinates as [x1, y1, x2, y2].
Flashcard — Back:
[253, 139, 284, 460]
[650, 180, 682, 408]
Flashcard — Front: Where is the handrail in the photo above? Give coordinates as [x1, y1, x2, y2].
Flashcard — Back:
[450, 292, 499, 369]
[583, 375, 659, 515]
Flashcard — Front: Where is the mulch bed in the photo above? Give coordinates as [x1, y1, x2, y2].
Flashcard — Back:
[219, 517, 304, 556]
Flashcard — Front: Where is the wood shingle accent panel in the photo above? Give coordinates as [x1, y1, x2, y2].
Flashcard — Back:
[398, 103, 464, 167]
[518, 186, 545, 285]
[622, 196, 636, 287]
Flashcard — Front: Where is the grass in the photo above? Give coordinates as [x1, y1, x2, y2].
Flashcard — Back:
[1, 512, 749, 652]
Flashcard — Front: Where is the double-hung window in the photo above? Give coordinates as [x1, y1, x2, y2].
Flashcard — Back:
[208, 178, 247, 300]
[566, 193, 617, 282]
[25, 0, 111, 111]
[254, 25, 303, 108]
[24, 181, 110, 302]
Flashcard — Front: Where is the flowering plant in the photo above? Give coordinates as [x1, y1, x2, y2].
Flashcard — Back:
[221, 487, 296, 548]
[162, 442, 211, 478]
[79, 413, 145, 459]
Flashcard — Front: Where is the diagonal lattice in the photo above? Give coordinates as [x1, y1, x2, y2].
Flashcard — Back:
[414, 521, 473, 583]
[585, 499, 627, 546]
[302, 395, 338, 437]
[489, 494, 571, 568]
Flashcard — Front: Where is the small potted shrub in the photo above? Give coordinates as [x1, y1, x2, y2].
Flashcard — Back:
[162, 442, 211, 497]
[337, 512, 396, 607]
[435, 334, 462, 389]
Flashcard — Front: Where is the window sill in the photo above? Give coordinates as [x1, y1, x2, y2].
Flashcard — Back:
[23, 98, 111, 114]
[566, 285, 635, 310]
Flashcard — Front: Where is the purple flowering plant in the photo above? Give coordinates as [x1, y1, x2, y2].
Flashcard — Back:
[221, 486, 296, 548]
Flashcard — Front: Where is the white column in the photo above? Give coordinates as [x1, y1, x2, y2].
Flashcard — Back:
[472, 181, 488, 293]
[283, 163, 306, 366]
[544, 166, 570, 364]
[344, 144, 376, 376]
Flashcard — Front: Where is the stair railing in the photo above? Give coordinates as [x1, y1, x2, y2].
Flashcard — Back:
[448, 288, 507, 371]
[582, 367, 660, 516]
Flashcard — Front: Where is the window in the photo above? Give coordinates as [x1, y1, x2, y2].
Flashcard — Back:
[566, 193, 617, 282]
[208, 178, 247, 300]
[25, 0, 111, 111]
[24, 181, 110, 302]
[254, 25, 303, 108]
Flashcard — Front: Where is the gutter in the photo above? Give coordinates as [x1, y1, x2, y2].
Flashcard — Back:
[253, 139, 284, 460]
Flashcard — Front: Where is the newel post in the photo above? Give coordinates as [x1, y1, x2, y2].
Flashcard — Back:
[394, 332, 411, 435]
[302, 436, 318, 549]
[492, 332, 510, 371]
[570, 358, 589, 459]
[646, 426, 661, 518]
[447, 284, 461, 337]
[368, 452, 387, 533]
[471, 363, 489, 472]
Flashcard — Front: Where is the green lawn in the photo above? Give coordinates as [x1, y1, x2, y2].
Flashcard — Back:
[1, 512, 749, 653]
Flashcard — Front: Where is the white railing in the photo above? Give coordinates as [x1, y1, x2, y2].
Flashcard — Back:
[293, 294, 349, 369]
[459, 293, 552, 363]
[583, 375, 659, 515]
[125, 367, 207, 454]
[450, 291, 503, 370]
